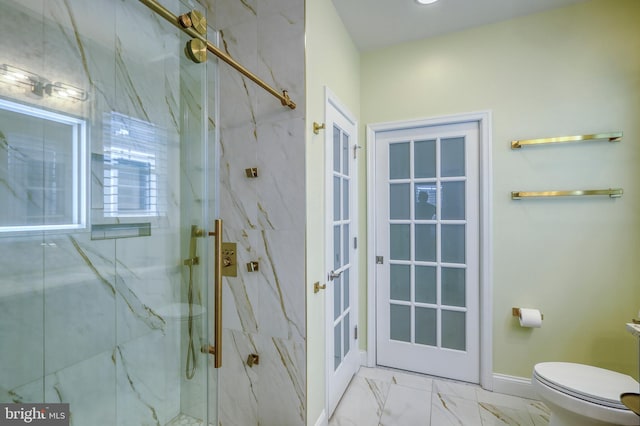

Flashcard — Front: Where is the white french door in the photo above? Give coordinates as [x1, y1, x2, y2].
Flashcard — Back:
[325, 90, 359, 416]
[374, 121, 480, 383]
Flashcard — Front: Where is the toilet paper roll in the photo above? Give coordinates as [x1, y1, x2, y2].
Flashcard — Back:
[519, 308, 542, 328]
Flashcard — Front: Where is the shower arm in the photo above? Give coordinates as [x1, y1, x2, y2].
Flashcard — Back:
[138, 0, 296, 110]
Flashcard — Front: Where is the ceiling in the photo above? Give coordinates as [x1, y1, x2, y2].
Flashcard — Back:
[332, 0, 590, 51]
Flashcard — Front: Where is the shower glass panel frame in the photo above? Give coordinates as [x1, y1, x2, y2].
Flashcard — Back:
[0, 0, 218, 424]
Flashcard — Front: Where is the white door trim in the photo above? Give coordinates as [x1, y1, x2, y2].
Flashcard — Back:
[366, 110, 493, 390]
[324, 86, 359, 416]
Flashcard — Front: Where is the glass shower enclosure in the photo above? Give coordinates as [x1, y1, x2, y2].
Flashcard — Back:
[0, 0, 218, 424]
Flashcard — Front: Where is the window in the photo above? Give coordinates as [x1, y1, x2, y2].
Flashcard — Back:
[103, 112, 166, 217]
[0, 99, 86, 232]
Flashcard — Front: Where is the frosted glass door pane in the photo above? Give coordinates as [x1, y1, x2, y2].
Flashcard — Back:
[415, 266, 436, 304]
[390, 183, 410, 219]
[442, 311, 466, 350]
[441, 225, 465, 263]
[415, 188, 436, 220]
[414, 139, 436, 178]
[334, 323, 341, 370]
[415, 224, 436, 261]
[343, 314, 350, 356]
[334, 225, 341, 269]
[334, 276, 341, 320]
[343, 272, 349, 309]
[441, 137, 465, 177]
[390, 264, 410, 301]
[441, 181, 465, 220]
[415, 307, 436, 346]
[333, 176, 340, 220]
[343, 224, 349, 264]
[390, 224, 410, 260]
[342, 133, 349, 175]
[442, 268, 465, 307]
[343, 180, 349, 219]
[389, 142, 410, 179]
[333, 126, 340, 172]
[390, 304, 410, 342]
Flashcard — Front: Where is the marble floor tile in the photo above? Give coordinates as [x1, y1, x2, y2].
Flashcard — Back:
[379, 384, 431, 426]
[331, 367, 550, 426]
[431, 392, 483, 425]
[329, 375, 390, 426]
[479, 402, 537, 426]
[358, 366, 433, 392]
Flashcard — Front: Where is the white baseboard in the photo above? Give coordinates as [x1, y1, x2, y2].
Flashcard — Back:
[359, 350, 369, 367]
[492, 373, 537, 400]
[313, 409, 328, 426]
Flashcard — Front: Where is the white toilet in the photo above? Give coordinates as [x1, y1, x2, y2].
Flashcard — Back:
[532, 362, 640, 426]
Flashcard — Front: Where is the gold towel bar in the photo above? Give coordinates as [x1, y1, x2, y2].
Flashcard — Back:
[511, 188, 623, 200]
[511, 132, 622, 149]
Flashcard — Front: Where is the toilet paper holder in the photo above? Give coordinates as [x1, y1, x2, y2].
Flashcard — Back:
[512, 307, 544, 320]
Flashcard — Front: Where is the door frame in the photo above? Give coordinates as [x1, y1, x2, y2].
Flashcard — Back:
[366, 110, 493, 390]
[324, 86, 360, 415]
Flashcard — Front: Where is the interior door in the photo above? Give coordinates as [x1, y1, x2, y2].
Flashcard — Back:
[325, 93, 359, 416]
[374, 121, 480, 383]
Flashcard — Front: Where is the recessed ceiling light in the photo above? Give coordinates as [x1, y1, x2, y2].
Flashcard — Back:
[416, 0, 438, 4]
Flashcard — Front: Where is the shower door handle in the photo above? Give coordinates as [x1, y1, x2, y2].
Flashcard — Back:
[208, 219, 223, 368]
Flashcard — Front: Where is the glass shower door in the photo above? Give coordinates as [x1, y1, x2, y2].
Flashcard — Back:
[0, 0, 217, 424]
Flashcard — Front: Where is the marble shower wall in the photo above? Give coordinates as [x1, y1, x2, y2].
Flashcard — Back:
[0, 0, 212, 425]
[202, 0, 307, 424]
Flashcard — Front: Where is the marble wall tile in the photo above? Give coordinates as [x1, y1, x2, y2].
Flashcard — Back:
[218, 330, 259, 426]
[255, 335, 306, 425]
[255, 230, 305, 340]
[222, 228, 259, 334]
[210, 0, 307, 421]
[44, 350, 117, 426]
[256, 117, 306, 231]
[217, 21, 259, 129]
[0, 285, 44, 392]
[2, 0, 306, 423]
[116, 331, 182, 426]
[212, 0, 257, 30]
[255, 3, 305, 124]
[219, 124, 258, 231]
[44, 234, 116, 375]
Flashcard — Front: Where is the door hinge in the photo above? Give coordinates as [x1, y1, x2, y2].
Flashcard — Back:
[354, 325, 358, 340]
[354, 236, 357, 249]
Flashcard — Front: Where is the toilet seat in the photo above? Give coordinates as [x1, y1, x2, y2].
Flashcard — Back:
[534, 362, 639, 411]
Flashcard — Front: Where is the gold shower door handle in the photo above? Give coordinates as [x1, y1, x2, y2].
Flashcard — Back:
[208, 219, 223, 368]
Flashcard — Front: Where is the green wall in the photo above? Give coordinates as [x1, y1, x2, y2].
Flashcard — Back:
[306, 0, 640, 423]
[360, 0, 640, 378]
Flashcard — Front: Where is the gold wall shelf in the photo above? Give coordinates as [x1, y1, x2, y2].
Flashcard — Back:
[511, 188, 623, 200]
[511, 132, 622, 149]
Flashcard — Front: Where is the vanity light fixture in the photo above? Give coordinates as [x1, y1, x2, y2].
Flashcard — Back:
[416, 0, 439, 4]
[0, 64, 38, 88]
[45, 82, 88, 101]
[0, 63, 88, 101]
